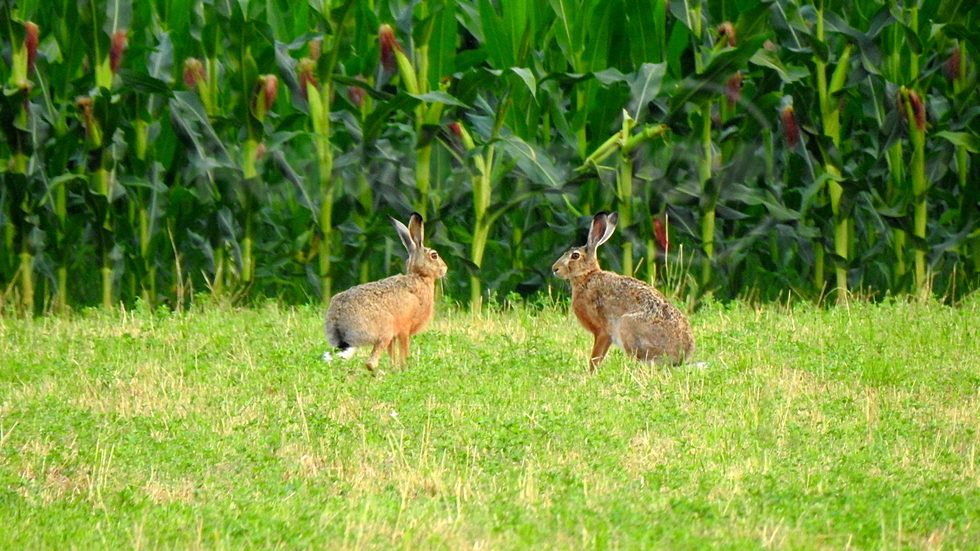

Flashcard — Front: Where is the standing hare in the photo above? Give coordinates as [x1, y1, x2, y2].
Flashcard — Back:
[323, 212, 447, 372]
[552, 211, 695, 370]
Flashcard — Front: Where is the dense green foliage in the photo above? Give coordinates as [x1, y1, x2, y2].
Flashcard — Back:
[2, 299, 980, 548]
[1, 0, 979, 313]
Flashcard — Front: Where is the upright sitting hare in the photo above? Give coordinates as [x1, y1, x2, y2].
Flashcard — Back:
[552, 211, 695, 370]
[323, 212, 447, 371]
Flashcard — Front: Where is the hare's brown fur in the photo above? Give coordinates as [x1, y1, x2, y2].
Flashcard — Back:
[324, 213, 447, 371]
[553, 212, 694, 370]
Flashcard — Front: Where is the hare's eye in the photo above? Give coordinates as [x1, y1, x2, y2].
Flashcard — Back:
[430, 251, 438, 259]
[570, 251, 581, 260]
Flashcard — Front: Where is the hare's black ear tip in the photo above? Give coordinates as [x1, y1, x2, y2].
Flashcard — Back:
[607, 212, 619, 223]
[409, 212, 424, 223]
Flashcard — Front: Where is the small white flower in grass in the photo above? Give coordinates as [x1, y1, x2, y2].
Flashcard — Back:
[322, 351, 333, 362]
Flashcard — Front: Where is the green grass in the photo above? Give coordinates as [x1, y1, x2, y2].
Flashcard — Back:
[2, 296, 980, 549]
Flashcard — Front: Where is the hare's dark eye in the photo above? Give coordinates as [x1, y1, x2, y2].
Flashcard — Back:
[570, 251, 581, 260]
[430, 251, 438, 259]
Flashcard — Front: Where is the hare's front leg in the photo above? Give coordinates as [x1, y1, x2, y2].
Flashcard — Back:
[396, 334, 410, 367]
[589, 333, 612, 371]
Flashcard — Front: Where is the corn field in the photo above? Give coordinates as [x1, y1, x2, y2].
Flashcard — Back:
[1, 0, 978, 314]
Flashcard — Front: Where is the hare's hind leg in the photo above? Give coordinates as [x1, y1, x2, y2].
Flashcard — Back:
[365, 337, 392, 372]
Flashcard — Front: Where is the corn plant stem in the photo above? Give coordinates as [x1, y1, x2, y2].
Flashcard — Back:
[94, 166, 113, 309]
[576, 89, 588, 158]
[18, 250, 34, 314]
[55, 182, 68, 312]
[885, 137, 906, 281]
[882, 26, 907, 289]
[953, 50, 975, 271]
[816, 9, 849, 300]
[415, 145, 432, 219]
[242, 139, 260, 284]
[470, 147, 494, 312]
[617, 114, 637, 277]
[139, 207, 154, 304]
[646, 235, 657, 285]
[699, 104, 714, 289]
[910, 118, 927, 295]
[213, 247, 226, 298]
[135, 119, 155, 305]
[10, 150, 33, 312]
[316, 108, 334, 301]
[619, 157, 634, 278]
[311, 7, 356, 304]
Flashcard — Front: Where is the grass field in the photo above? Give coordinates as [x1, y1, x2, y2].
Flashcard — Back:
[1, 295, 980, 549]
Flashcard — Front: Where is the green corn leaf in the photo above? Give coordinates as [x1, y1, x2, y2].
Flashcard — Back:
[479, 0, 515, 69]
[511, 67, 537, 99]
[103, 0, 133, 35]
[936, 131, 980, 153]
[427, 0, 458, 89]
[548, 0, 579, 67]
[411, 91, 469, 108]
[624, 0, 666, 65]
[628, 62, 667, 121]
[750, 49, 808, 83]
[118, 70, 172, 96]
[499, 135, 566, 188]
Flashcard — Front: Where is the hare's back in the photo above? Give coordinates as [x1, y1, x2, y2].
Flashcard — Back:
[599, 272, 682, 320]
[327, 275, 429, 319]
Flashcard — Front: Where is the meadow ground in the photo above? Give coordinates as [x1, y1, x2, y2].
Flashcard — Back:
[1, 295, 979, 549]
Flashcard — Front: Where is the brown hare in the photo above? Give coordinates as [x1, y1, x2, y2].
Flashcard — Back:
[552, 211, 695, 370]
[323, 212, 447, 372]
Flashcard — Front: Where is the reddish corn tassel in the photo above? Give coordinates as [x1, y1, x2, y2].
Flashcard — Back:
[943, 46, 961, 82]
[183, 58, 206, 88]
[908, 90, 926, 132]
[76, 96, 102, 146]
[110, 30, 128, 74]
[653, 217, 669, 255]
[448, 122, 463, 138]
[724, 72, 743, 106]
[297, 58, 318, 101]
[347, 76, 367, 107]
[898, 88, 926, 132]
[25, 22, 39, 74]
[717, 22, 736, 48]
[378, 24, 402, 79]
[781, 105, 799, 150]
[251, 75, 279, 121]
[263, 75, 279, 109]
[77, 97, 93, 121]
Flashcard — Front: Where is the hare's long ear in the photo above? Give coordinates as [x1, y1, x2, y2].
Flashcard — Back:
[389, 214, 417, 254]
[407, 212, 424, 248]
[586, 211, 618, 255]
